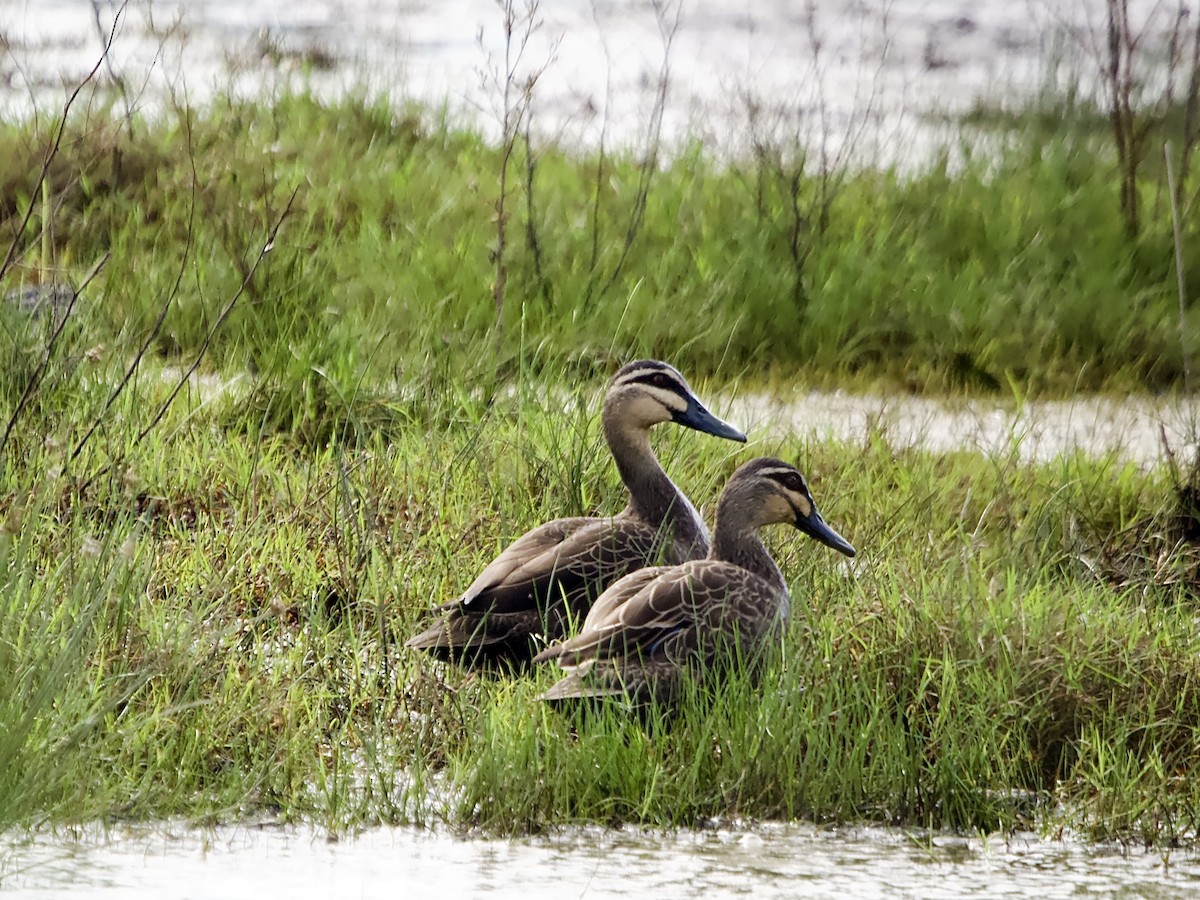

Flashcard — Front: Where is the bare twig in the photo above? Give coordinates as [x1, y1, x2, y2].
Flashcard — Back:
[70, 105, 200, 464]
[522, 118, 553, 307]
[0, 11, 122, 282]
[1099, 0, 1180, 239]
[1106, 0, 1139, 236]
[585, 0, 616, 280]
[0, 253, 109, 467]
[481, 0, 556, 330]
[77, 185, 301, 493]
[0, 280, 87, 465]
[737, 0, 885, 308]
[1166, 141, 1192, 393]
[132, 185, 300, 447]
[1180, 9, 1200, 215]
[89, 0, 136, 135]
[594, 0, 681, 300]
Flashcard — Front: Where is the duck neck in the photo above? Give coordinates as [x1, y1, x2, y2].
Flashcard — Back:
[711, 509, 787, 596]
[604, 416, 706, 553]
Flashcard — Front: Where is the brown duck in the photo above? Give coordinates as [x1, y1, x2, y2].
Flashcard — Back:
[533, 457, 855, 707]
[405, 360, 747, 670]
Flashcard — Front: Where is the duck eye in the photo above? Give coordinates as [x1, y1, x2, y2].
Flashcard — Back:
[650, 373, 672, 389]
[784, 474, 804, 493]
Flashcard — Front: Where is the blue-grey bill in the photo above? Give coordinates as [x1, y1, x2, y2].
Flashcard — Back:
[676, 399, 747, 443]
[800, 508, 857, 558]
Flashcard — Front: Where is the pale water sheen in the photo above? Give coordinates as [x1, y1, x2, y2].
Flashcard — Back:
[1, 822, 1198, 898]
[731, 391, 1200, 468]
[0, 1, 1183, 159]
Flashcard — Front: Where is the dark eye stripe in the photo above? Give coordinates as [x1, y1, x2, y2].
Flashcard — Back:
[628, 371, 683, 392]
[763, 469, 807, 495]
[758, 466, 799, 482]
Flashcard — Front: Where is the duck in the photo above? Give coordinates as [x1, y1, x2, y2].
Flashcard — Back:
[533, 457, 855, 707]
[405, 359, 747, 670]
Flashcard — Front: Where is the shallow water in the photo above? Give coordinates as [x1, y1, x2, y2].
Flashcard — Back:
[0, 1, 1179, 158]
[732, 391, 1200, 468]
[1, 821, 1197, 899]
[103, 358, 1200, 466]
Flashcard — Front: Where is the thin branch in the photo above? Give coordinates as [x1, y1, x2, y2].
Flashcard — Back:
[132, 185, 300, 448]
[1179, 8, 1200, 215]
[0, 10, 124, 281]
[483, 0, 554, 330]
[585, 0, 616, 289]
[522, 118, 553, 307]
[89, 0, 136, 136]
[0, 283, 87, 464]
[1166, 141, 1191, 393]
[70, 105, 200, 464]
[77, 185, 301, 493]
[597, 0, 680, 298]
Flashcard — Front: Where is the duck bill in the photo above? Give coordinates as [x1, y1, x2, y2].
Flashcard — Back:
[797, 507, 856, 558]
[674, 397, 747, 443]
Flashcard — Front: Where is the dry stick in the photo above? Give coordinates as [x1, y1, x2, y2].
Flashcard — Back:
[1165, 2, 1187, 110]
[1179, 11, 1200, 215]
[787, 0, 830, 305]
[0, 251, 108, 463]
[492, 0, 518, 330]
[132, 184, 301, 448]
[597, 0, 680, 299]
[78, 185, 300, 493]
[0, 283, 85, 464]
[489, 0, 546, 330]
[89, 0, 135, 136]
[1105, 0, 1140, 239]
[845, 1, 891, 171]
[584, 6, 615, 296]
[1165, 142, 1192, 395]
[70, 107, 200, 464]
[522, 117, 552, 308]
[0, 11, 123, 281]
[806, 0, 831, 236]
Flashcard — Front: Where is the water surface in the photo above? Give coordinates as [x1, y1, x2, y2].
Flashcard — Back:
[0, 1, 1178, 159]
[3, 821, 1198, 899]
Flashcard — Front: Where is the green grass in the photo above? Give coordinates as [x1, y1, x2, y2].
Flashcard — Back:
[1, 90, 1197, 403]
[3, 90, 1200, 846]
[450, 440, 1200, 843]
[1, 362, 1199, 844]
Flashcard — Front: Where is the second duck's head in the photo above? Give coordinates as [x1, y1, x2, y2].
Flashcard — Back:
[720, 457, 856, 557]
[604, 360, 747, 442]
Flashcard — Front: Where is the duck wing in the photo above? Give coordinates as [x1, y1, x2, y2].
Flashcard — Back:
[406, 515, 675, 665]
[532, 560, 759, 667]
[453, 516, 666, 616]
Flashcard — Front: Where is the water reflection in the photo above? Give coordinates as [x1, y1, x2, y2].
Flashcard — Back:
[2, 822, 1197, 899]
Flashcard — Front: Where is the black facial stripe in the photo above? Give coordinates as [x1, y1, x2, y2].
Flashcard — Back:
[624, 370, 686, 395]
[758, 467, 796, 479]
[758, 468, 813, 513]
[761, 468, 804, 489]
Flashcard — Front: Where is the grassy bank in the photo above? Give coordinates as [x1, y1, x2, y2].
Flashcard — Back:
[1, 364, 1199, 844]
[2, 91, 1200, 846]
[0, 92, 1196, 402]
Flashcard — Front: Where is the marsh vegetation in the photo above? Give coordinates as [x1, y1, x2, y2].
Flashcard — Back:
[4, 1, 1200, 852]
